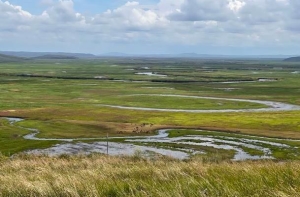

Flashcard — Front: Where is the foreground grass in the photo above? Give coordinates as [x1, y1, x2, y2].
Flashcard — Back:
[0, 154, 300, 197]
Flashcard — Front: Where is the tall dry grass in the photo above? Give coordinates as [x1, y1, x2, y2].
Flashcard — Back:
[0, 154, 300, 197]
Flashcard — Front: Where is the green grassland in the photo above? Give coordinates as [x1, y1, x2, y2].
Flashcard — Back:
[0, 58, 300, 159]
[98, 94, 266, 110]
[0, 119, 58, 155]
[1, 58, 300, 196]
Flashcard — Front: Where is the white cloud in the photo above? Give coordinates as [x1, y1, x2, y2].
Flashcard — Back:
[41, 0, 85, 23]
[1, 0, 300, 53]
[228, 0, 245, 12]
[168, 0, 235, 22]
[93, 1, 167, 31]
[0, 1, 32, 18]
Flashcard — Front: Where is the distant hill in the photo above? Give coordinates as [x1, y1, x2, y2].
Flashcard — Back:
[283, 56, 300, 62]
[0, 51, 293, 60]
[98, 52, 219, 58]
[98, 52, 291, 59]
[32, 55, 78, 60]
[0, 51, 97, 59]
[0, 53, 26, 63]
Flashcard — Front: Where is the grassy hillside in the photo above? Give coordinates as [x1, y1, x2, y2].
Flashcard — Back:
[0, 154, 300, 197]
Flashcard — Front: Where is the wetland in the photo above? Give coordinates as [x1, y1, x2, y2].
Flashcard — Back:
[1, 58, 300, 161]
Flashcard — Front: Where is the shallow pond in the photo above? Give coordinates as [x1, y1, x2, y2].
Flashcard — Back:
[135, 72, 167, 77]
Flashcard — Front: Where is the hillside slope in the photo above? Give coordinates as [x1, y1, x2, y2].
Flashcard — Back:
[283, 56, 300, 62]
[32, 54, 78, 60]
[0, 54, 26, 63]
[0, 155, 300, 197]
[0, 51, 97, 59]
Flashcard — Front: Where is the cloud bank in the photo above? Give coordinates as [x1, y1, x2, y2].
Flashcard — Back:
[1, 0, 299, 54]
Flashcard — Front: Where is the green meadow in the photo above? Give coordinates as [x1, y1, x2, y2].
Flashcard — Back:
[0, 58, 300, 159]
[1, 58, 300, 196]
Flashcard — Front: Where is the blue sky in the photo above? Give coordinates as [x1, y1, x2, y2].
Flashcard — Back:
[7, 0, 121, 14]
[7, 0, 160, 14]
[1, 0, 300, 55]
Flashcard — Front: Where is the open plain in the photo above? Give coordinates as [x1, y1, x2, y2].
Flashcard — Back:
[1, 57, 300, 196]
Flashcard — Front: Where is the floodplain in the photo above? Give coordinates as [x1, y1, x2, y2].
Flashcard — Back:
[0, 58, 300, 160]
[1, 57, 300, 196]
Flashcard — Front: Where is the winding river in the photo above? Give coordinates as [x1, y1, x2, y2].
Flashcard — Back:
[100, 94, 300, 113]
[3, 117, 297, 161]
[4, 95, 300, 160]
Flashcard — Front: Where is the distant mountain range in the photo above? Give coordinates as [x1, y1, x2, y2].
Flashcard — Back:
[283, 56, 300, 62]
[0, 51, 96, 59]
[98, 52, 293, 59]
[32, 55, 79, 60]
[0, 53, 26, 63]
[0, 51, 297, 60]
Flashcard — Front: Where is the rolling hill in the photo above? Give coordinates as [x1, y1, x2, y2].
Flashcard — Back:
[283, 56, 300, 62]
[0, 54, 26, 63]
[0, 51, 97, 59]
[32, 54, 78, 60]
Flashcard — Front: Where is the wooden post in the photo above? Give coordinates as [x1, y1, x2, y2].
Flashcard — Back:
[106, 132, 109, 155]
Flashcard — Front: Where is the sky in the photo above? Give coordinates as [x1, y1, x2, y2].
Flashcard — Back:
[1, 0, 300, 55]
